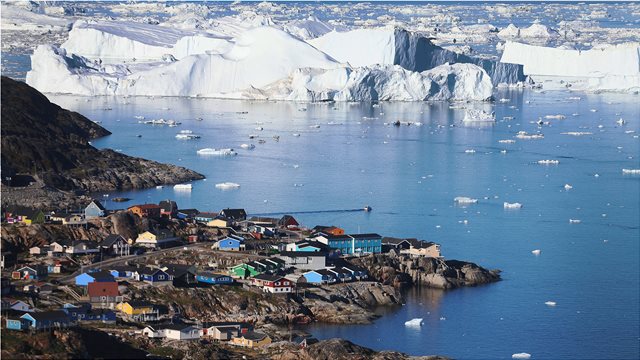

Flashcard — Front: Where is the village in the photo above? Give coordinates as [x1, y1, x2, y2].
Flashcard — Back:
[1, 198, 443, 356]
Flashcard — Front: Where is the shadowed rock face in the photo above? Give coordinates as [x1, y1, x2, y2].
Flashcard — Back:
[0, 76, 204, 194]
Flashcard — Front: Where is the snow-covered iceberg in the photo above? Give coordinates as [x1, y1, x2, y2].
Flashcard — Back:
[309, 27, 525, 85]
[500, 41, 640, 92]
[26, 27, 494, 101]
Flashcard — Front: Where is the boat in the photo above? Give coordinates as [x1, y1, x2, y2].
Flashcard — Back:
[404, 318, 423, 327]
[240, 143, 255, 149]
[364, 205, 372, 212]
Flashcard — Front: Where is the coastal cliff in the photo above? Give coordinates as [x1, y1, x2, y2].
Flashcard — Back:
[351, 252, 501, 289]
[0, 76, 204, 208]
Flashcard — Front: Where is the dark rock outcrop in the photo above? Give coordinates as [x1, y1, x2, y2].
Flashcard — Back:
[0, 76, 204, 204]
[351, 253, 501, 289]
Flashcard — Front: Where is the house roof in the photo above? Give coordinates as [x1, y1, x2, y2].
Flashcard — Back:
[70, 240, 99, 248]
[81, 270, 114, 280]
[197, 272, 229, 278]
[138, 267, 168, 276]
[196, 211, 218, 218]
[240, 331, 269, 341]
[155, 323, 197, 331]
[177, 209, 199, 216]
[381, 237, 412, 245]
[128, 204, 161, 211]
[158, 200, 177, 212]
[23, 310, 69, 321]
[279, 251, 327, 258]
[278, 215, 299, 226]
[203, 321, 247, 328]
[313, 269, 335, 276]
[163, 264, 195, 277]
[102, 234, 126, 247]
[220, 208, 247, 219]
[87, 200, 106, 211]
[88, 281, 119, 297]
[252, 274, 285, 282]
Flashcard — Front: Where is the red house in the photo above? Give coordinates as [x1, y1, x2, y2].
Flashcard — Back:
[251, 274, 292, 294]
[127, 204, 161, 218]
[88, 281, 121, 307]
[278, 215, 299, 229]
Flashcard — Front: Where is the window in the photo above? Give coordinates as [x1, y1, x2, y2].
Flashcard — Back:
[158, 275, 164, 280]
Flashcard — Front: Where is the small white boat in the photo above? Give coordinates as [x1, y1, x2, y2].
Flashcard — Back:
[404, 318, 423, 327]
[174, 184, 192, 190]
[240, 143, 255, 150]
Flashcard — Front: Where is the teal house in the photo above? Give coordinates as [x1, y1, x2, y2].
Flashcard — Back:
[316, 233, 382, 255]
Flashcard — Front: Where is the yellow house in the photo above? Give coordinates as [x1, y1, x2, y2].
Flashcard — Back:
[230, 331, 272, 348]
[135, 229, 176, 248]
[207, 218, 231, 228]
[117, 301, 154, 315]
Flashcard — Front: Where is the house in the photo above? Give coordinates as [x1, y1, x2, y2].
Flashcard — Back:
[213, 235, 245, 251]
[284, 240, 330, 253]
[100, 234, 130, 256]
[108, 265, 137, 279]
[219, 208, 247, 222]
[4, 206, 45, 225]
[403, 241, 441, 258]
[48, 241, 66, 254]
[303, 269, 338, 284]
[33, 282, 54, 295]
[202, 322, 251, 341]
[136, 229, 179, 248]
[29, 245, 49, 256]
[127, 204, 161, 218]
[117, 301, 159, 321]
[278, 215, 299, 229]
[251, 274, 292, 293]
[229, 262, 262, 279]
[327, 267, 355, 282]
[84, 199, 106, 219]
[315, 233, 382, 255]
[196, 272, 233, 285]
[75, 270, 115, 286]
[63, 214, 87, 226]
[162, 264, 197, 286]
[249, 223, 276, 238]
[5, 299, 31, 312]
[12, 265, 47, 280]
[176, 209, 199, 220]
[135, 267, 171, 285]
[195, 212, 218, 223]
[143, 324, 202, 340]
[231, 331, 272, 348]
[87, 281, 121, 307]
[65, 240, 100, 255]
[277, 251, 327, 270]
[158, 200, 178, 218]
[62, 303, 116, 323]
[312, 225, 344, 236]
[207, 217, 232, 228]
[20, 311, 71, 330]
[5, 311, 27, 331]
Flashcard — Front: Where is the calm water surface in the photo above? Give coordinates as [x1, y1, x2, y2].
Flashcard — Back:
[48, 89, 640, 359]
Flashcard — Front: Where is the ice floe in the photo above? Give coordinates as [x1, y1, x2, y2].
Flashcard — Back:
[215, 182, 241, 190]
[404, 318, 424, 327]
[512, 353, 532, 359]
[197, 148, 238, 156]
[504, 202, 523, 209]
[454, 196, 478, 204]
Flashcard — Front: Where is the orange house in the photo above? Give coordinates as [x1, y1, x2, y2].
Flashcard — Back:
[128, 204, 161, 218]
[313, 225, 344, 236]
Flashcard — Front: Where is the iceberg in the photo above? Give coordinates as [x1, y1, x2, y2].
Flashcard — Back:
[500, 41, 640, 92]
[538, 160, 559, 165]
[512, 353, 532, 359]
[215, 182, 241, 190]
[504, 202, 523, 209]
[310, 27, 525, 85]
[404, 318, 424, 327]
[545, 301, 557, 306]
[197, 148, 237, 156]
[531, 249, 541, 256]
[463, 109, 495, 123]
[454, 196, 478, 205]
[622, 169, 640, 175]
[173, 184, 192, 190]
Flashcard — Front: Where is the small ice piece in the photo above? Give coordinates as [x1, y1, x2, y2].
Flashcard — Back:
[622, 169, 640, 174]
[197, 148, 237, 156]
[465, 149, 476, 154]
[569, 219, 581, 224]
[545, 301, 557, 306]
[499, 139, 516, 144]
[156, 185, 163, 189]
[512, 353, 532, 359]
[292, 133, 301, 137]
[562, 132, 592, 136]
[240, 143, 255, 150]
[404, 318, 423, 327]
[516, 131, 544, 140]
[504, 202, 522, 209]
[538, 160, 559, 165]
[215, 182, 240, 190]
[255, 127, 264, 131]
[616, 118, 625, 126]
[564, 184, 573, 190]
[531, 249, 541, 255]
[544, 114, 566, 120]
[454, 197, 478, 204]
[173, 184, 192, 190]
[463, 109, 495, 123]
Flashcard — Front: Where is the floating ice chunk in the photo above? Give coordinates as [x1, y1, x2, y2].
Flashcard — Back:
[504, 202, 522, 209]
[240, 143, 255, 149]
[174, 184, 192, 190]
[616, 118, 626, 126]
[499, 139, 516, 144]
[156, 185, 163, 189]
[544, 114, 566, 120]
[463, 109, 495, 123]
[569, 219, 581, 224]
[562, 132, 592, 136]
[622, 169, 640, 174]
[512, 353, 532, 359]
[531, 249, 541, 255]
[404, 318, 423, 327]
[516, 131, 544, 140]
[197, 148, 238, 156]
[465, 149, 476, 154]
[545, 301, 557, 306]
[564, 184, 573, 190]
[176, 133, 201, 140]
[215, 182, 240, 190]
[538, 160, 559, 165]
[292, 133, 301, 137]
[454, 196, 478, 204]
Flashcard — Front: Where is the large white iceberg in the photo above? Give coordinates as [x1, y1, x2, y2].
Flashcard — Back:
[500, 41, 640, 92]
[26, 26, 493, 101]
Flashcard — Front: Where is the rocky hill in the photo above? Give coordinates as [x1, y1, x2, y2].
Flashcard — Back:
[0, 76, 204, 206]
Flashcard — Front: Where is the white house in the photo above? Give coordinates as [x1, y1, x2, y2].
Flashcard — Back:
[143, 324, 201, 340]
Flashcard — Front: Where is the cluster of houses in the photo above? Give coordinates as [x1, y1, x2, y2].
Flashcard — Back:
[141, 321, 272, 348]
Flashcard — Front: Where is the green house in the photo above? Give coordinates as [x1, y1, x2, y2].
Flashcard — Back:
[230, 262, 262, 279]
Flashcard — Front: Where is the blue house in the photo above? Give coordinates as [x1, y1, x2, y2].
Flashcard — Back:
[216, 235, 245, 251]
[303, 269, 337, 284]
[6, 317, 26, 330]
[316, 233, 382, 255]
[84, 200, 106, 219]
[195, 212, 217, 223]
[136, 267, 170, 284]
[176, 209, 199, 220]
[108, 265, 137, 279]
[20, 311, 71, 330]
[75, 270, 115, 286]
[62, 303, 116, 323]
[196, 272, 234, 285]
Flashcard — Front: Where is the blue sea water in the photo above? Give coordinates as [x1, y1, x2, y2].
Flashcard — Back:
[47, 89, 640, 360]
